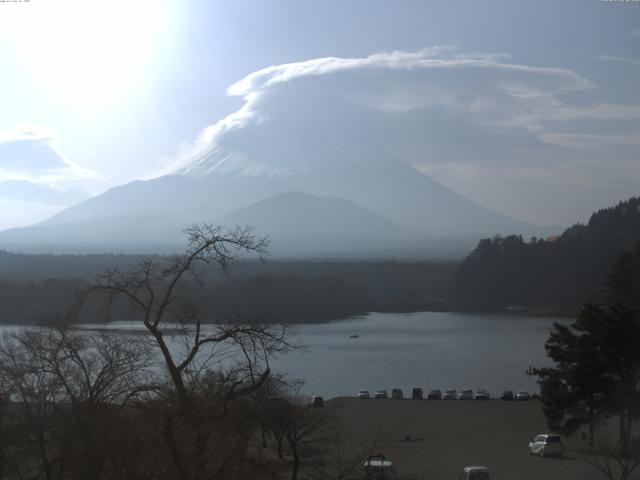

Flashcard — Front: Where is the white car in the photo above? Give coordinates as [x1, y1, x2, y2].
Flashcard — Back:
[443, 389, 457, 400]
[458, 389, 474, 400]
[516, 391, 531, 401]
[459, 466, 490, 480]
[528, 433, 563, 457]
[357, 390, 370, 399]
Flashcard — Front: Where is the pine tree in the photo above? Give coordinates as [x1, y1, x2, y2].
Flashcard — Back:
[536, 303, 612, 446]
[537, 300, 640, 450]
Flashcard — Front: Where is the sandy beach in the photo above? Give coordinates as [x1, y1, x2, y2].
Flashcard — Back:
[324, 397, 612, 480]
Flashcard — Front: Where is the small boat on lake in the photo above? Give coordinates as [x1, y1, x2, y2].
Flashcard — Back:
[350, 333, 359, 339]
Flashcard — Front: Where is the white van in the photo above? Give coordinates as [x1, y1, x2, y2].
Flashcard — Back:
[459, 466, 490, 480]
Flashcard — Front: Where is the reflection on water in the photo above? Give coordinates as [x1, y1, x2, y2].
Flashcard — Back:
[0, 311, 568, 399]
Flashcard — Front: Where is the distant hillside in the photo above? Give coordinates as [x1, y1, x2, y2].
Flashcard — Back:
[452, 197, 640, 314]
[0, 190, 476, 258]
[214, 191, 421, 256]
[0, 254, 455, 325]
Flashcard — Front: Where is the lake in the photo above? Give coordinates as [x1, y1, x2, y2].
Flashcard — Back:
[269, 311, 567, 398]
[1, 311, 568, 399]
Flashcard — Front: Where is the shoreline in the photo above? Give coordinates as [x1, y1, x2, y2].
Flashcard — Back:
[0, 307, 574, 329]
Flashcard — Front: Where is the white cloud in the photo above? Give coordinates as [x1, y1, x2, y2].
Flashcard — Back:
[598, 54, 640, 67]
[175, 47, 640, 171]
[216, 48, 595, 142]
[543, 104, 640, 121]
[0, 125, 97, 184]
[0, 126, 96, 230]
[168, 48, 640, 226]
[227, 48, 593, 98]
[540, 132, 640, 149]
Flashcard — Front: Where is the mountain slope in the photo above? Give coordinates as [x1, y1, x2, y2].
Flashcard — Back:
[215, 191, 420, 256]
[177, 95, 538, 238]
[0, 192, 423, 255]
[0, 96, 546, 255]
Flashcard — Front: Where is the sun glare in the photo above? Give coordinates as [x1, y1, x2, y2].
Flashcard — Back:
[2, 0, 167, 108]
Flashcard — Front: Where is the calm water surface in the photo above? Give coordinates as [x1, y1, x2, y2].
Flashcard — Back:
[2, 311, 567, 399]
[270, 311, 566, 398]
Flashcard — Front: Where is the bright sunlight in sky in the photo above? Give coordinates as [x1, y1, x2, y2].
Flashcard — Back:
[2, 0, 167, 108]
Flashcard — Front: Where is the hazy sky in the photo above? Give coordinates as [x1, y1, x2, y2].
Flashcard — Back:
[0, 0, 639, 230]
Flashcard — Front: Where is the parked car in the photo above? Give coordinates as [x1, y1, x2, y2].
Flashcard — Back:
[427, 389, 442, 400]
[516, 391, 531, 401]
[311, 395, 324, 407]
[459, 466, 490, 480]
[411, 387, 423, 400]
[443, 389, 457, 400]
[528, 434, 564, 457]
[391, 388, 403, 399]
[474, 389, 490, 400]
[357, 390, 370, 399]
[458, 389, 474, 400]
[374, 390, 388, 399]
[500, 390, 514, 400]
[364, 454, 395, 479]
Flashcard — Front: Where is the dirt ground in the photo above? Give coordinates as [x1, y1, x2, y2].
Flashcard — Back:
[323, 397, 623, 480]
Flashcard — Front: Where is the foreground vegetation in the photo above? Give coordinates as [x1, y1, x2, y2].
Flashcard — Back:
[0, 204, 639, 479]
[536, 243, 640, 480]
[0, 226, 353, 480]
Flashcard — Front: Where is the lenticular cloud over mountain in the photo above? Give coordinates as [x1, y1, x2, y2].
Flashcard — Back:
[1, 48, 578, 254]
[176, 48, 593, 178]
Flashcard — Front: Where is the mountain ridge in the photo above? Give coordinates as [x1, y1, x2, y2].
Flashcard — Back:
[0, 97, 552, 255]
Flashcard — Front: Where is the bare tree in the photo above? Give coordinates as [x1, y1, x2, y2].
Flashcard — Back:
[0, 225, 300, 479]
[37, 328, 155, 409]
[41, 329, 155, 480]
[73, 224, 298, 480]
[0, 327, 155, 480]
[255, 383, 332, 480]
[257, 385, 375, 480]
[284, 400, 331, 480]
[582, 437, 640, 480]
[75, 224, 293, 405]
[0, 382, 10, 478]
[0, 330, 65, 480]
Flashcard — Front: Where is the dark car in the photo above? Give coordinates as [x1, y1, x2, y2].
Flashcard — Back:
[412, 387, 423, 400]
[500, 390, 514, 400]
[474, 389, 490, 400]
[427, 389, 442, 400]
[374, 390, 388, 399]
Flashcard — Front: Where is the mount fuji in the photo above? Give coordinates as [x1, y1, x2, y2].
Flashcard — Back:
[0, 93, 546, 257]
